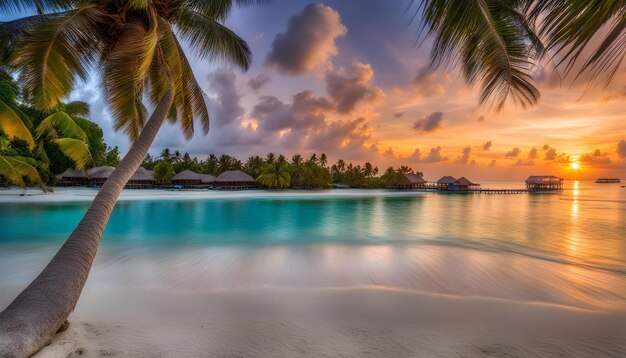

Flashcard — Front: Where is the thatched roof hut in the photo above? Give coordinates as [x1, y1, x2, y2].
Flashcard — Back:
[58, 168, 86, 179]
[389, 173, 427, 189]
[213, 170, 257, 190]
[525, 175, 563, 191]
[199, 174, 216, 184]
[87, 166, 115, 184]
[170, 170, 204, 187]
[448, 176, 480, 191]
[130, 167, 155, 182]
[57, 168, 88, 186]
[437, 176, 457, 185]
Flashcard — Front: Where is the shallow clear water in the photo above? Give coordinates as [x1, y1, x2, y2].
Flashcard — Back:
[1, 181, 625, 309]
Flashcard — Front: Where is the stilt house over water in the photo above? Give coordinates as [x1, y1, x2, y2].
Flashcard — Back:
[525, 176, 563, 191]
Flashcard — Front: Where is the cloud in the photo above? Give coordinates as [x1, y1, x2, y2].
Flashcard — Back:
[528, 147, 538, 159]
[481, 141, 492, 151]
[248, 74, 270, 91]
[618, 139, 626, 159]
[544, 147, 557, 160]
[252, 90, 332, 132]
[413, 112, 443, 134]
[488, 160, 496, 167]
[265, 3, 346, 74]
[579, 149, 612, 165]
[410, 148, 422, 161]
[394, 112, 404, 118]
[325, 62, 384, 113]
[505, 147, 521, 158]
[419, 146, 448, 163]
[383, 147, 394, 157]
[476, 116, 486, 123]
[455, 146, 471, 165]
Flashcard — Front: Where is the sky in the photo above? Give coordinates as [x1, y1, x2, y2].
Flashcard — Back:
[13, 1, 626, 181]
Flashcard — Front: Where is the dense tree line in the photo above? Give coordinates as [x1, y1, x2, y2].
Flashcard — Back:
[142, 148, 421, 189]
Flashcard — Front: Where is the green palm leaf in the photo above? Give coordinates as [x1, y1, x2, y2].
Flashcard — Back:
[0, 98, 34, 148]
[36, 111, 88, 141]
[415, 0, 544, 110]
[0, 155, 43, 189]
[53, 137, 92, 170]
[12, 5, 102, 110]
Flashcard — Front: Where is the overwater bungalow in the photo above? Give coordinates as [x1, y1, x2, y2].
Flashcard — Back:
[448, 177, 480, 191]
[87, 166, 115, 186]
[213, 170, 258, 190]
[525, 176, 563, 191]
[57, 169, 88, 186]
[388, 173, 428, 190]
[436, 176, 457, 189]
[127, 167, 155, 189]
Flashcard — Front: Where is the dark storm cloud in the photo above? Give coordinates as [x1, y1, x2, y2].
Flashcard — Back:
[265, 3, 346, 74]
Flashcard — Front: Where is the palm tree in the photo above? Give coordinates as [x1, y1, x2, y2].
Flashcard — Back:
[257, 160, 291, 189]
[0, 1, 253, 355]
[319, 153, 327, 168]
[159, 148, 172, 163]
[414, 0, 626, 109]
[397, 166, 414, 174]
[291, 153, 303, 166]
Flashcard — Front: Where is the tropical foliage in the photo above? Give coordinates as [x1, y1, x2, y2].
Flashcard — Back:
[413, 0, 626, 109]
[0, 71, 100, 189]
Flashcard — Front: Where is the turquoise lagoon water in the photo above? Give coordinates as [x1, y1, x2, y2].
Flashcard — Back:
[1, 181, 625, 309]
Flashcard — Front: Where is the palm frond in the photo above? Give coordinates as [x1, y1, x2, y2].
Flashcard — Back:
[35, 111, 87, 141]
[185, 0, 268, 21]
[0, 15, 46, 64]
[531, 1, 626, 85]
[53, 137, 92, 170]
[62, 100, 89, 117]
[414, 0, 543, 110]
[173, 8, 251, 70]
[0, 155, 43, 189]
[12, 5, 103, 110]
[0, 98, 34, 148]
[102, 17, 158, 141]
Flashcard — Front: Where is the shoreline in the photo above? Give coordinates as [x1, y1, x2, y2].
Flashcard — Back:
[0, 187, 431, 204]
[1, 286, 624, 357]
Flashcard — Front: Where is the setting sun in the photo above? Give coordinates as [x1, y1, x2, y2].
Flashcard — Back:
[571, 162, 580, 170]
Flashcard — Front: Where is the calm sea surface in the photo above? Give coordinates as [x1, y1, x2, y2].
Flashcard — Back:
[1, 181, 625, 309]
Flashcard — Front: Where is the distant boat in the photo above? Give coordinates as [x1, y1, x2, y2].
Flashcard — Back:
[596, 178, 621, 183]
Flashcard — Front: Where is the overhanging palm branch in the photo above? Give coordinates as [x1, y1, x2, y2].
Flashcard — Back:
[529, 1, 626, 86]
[0, 98, 34, 148]
[413, 0, 545, 110]
[53, 137, 92, 169]
[35, 111, 88, 141]
[0, 155, 45, 189]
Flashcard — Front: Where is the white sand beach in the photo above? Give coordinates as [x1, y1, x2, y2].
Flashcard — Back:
[1, 286, 624, 357]
[0, 187, 426, 204]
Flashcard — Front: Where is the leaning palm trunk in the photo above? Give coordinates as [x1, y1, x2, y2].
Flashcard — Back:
[0, 87, 174, 357]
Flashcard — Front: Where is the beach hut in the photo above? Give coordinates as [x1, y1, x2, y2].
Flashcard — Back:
[199, 174, 216, 185]
[57, 168, 87, 186]
[213, 170, 258, 190]
[170, 170, 204, 188]
[389, 173, 428, 190]
[525, 176, 563, 191]
[127, 167, 155, 189]
[87, 166, 115, 186]
[448, 177, 480, 191]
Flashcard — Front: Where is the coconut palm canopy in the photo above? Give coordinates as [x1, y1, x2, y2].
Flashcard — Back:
[1, 0, 252, 140]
